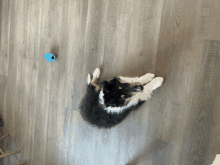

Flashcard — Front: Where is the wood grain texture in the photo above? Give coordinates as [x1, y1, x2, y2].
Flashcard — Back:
[0, 0, 10, 76]
[0, 0, 220, 164]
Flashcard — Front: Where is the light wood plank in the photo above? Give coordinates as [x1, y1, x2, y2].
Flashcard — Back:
[0, 0, 10, 76]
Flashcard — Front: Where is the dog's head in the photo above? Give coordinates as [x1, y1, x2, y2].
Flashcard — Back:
[101, 78, 143, 107]
[87, 68, 143, 108]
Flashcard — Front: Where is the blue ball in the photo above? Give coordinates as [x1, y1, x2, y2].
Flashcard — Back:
[45, 53, 56, 62]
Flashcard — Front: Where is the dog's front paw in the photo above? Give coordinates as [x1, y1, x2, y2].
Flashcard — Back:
[139, 73, 155, 84]
[151, 77, 164, 90]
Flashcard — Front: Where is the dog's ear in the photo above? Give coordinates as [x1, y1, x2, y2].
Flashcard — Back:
[102, 81, 110, 93]
[87, 73, 91, 85]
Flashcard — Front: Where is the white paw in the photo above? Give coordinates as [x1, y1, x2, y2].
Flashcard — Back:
[87, 74, 91, 84]
[88, 68, 101, 84]
[146, 73, 155, 80]
[93, 68, 101, 79]
[139, 73, 155, 84]
[151, 77, 164, 90]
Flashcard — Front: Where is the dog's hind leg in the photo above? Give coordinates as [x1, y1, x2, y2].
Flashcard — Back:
[118, 73, 155, 85]
[87, 68, 101, 85]
[92, 68, 101, 83]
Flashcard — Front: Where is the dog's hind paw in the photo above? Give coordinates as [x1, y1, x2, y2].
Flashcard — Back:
[87, 68, 101, 85]
[93, 68, 101, 79]
[87, 74, 92, 84]
[90, 68, 101, 84]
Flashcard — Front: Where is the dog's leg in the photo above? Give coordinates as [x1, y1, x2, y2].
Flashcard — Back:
[87, 68, 101, 85]
[119, 73, 155, 85]
[91, 68, 101, 83]
[130, 77, 164, 104]
[138, 73, 155, 84]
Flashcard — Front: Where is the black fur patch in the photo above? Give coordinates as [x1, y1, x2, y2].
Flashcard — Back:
[102, 78, 143, 107]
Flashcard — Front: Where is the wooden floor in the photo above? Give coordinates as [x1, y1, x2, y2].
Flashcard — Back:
[0, 0, 220, 164]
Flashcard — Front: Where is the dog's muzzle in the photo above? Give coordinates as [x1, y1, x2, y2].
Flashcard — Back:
[129, 82, 144, 92]
[132, 85, 143, 92]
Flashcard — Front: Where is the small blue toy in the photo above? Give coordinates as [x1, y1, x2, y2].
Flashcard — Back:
[45, 53, 56, 62]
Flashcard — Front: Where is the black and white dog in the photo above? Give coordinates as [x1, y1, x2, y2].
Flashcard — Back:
[80, 68, 164, 128]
